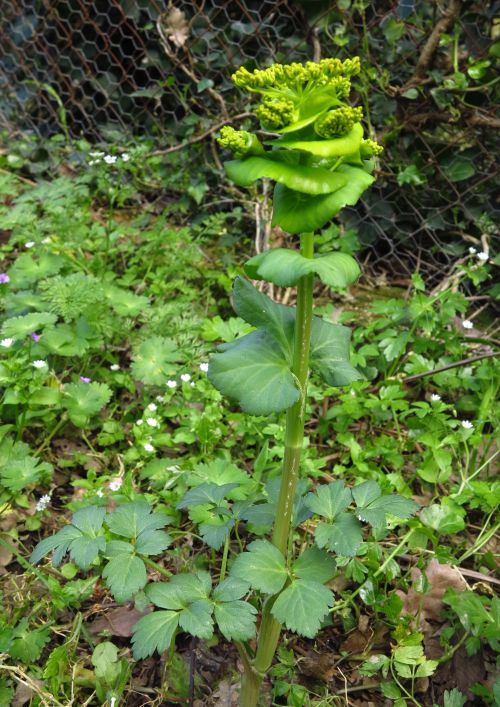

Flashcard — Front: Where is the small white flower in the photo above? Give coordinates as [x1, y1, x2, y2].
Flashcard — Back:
[32, 359, 47, 369]
[147, 403, 157, 411]
[461, 420, 473, 430]
[143, 442, 155, 453]
[468, 247, 477, 254]
[89, 160, 99, 166]
[109, 478, 123, 491]
[190, 381, 195, 387]
[90, 151, 104, 157]
[0, 338, 14, 348]
[477, 251, 489, 262]
[430, 394, 441, 402]
[136, 419, 143, 426]
[462, 319, 473, 329]
[110, 363, 120, 371]
[121, 153, 130, 161]
[35, 494, 51, 512]
[199, 362, 209, 373]
[41, 237, 51, 244]
[180, 373, 191, 382]
[96, 489, 104, 498]
[155, 395, 165, 402]
[166, 379, 177, 389]
[25, 241, 35, 249]
[104, 154, 117, 164]
[146, 417, 158, 427]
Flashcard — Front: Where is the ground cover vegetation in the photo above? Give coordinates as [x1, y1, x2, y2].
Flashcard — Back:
[0, 7, 499, 706]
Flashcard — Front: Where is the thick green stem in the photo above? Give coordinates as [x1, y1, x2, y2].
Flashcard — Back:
[239, 232, 315, 706]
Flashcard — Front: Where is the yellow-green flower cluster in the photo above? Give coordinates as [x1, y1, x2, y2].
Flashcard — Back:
[217, 126, 264, 158]
[360, 138, 384, 158]
[255, 98, 296, 131]
[314, 106, 364, 138]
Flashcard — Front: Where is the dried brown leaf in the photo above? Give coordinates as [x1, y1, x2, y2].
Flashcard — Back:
[165, 8, 189, 48]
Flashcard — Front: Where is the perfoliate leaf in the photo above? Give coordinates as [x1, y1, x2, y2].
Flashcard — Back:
[271, 579, 334, 637]
[214, 600, 257, 641]
[310, 318, 363, 386]
[231, 540, 288, 594]
[208, 329, 299, 415]
[177, 482, 240, 510]
[102, 554, 147, 601]
[293, 546, 336, 584]
[131, 611, 179, 659]
[62, 382, 112, 427]
[224, 154, 347, 194]
[305, 480, 352, 520]
[274, 122, 363, 158]
[245, 249, 360, 289]
[272, 165, 375, 234]
[314, 514, 363, 556]
[131, 336, 180, 385]
[106, 501, 168, 539]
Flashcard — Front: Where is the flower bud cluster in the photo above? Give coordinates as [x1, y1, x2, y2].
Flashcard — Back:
[314, 106, 364, 138]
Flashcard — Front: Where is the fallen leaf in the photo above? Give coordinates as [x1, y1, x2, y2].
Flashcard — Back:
[165, 8, 189, 48]
[87, 605, 149, 637]
[13, 680, 44, 707]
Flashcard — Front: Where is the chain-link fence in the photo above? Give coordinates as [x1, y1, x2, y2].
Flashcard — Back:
[1, 1, 498, 282]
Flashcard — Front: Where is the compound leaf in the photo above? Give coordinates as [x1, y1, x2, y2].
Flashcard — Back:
[293, 546, 336, 584]
[131, 611, 179, 659]
[102, 554, 147, 602]
[214, 600, 257, 641]
[271, 579, 334, 637]
[305, 480, 352, 520]
[177, 483, 240, 510]
[106, 501, 168, 539]
[314, 513, 363, 556]
[178, 599, 214, 639]
[231, 540, 288, 594]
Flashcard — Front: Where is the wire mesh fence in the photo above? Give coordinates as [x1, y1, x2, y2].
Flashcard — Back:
[0, 1, 498, 282]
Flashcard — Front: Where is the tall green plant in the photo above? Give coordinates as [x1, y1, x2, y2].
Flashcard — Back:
[30, 58, 418, 707]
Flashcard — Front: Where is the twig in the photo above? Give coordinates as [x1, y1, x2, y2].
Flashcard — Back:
[402, 351, 499, 383]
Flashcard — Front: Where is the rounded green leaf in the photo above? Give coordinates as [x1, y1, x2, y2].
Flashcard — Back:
[224, 155, 347, 194]
[274, 123, 363, 158]
[272, 164, 375, 234]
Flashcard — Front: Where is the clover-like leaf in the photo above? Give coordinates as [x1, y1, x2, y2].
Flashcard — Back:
[231, 540, 288, 594]
[225, 154, 347, 194]
[245, 249, 360, 289]
[271, 579, 334, 637]
[272, 165, 375, 234]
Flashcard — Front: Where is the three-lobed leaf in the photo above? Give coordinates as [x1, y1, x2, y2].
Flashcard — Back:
[271, 579, 334, 638]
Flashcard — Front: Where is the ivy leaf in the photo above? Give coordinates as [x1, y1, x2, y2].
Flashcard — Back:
[208, 329, 299, 415]
[314, 514, 363, 556]
[177, 483, 240, 510]
[310, 318, 364, 386]
[102, 552, 147, 602]
[293, 546, 336, 584]
[224, 154, 347, 194]
[231, 540, 288, 594]
[62, 381, 112, 427]
[106, 501, 168, 539]
[272, 165, 375, 234]
[305, 480, 352, 520]
[131, 611, 179, 659]
[1, 311, 57, 338]
[214, 600, 257, 641]
[131, 336, 180, 385]
[353, 481, 418, 528]
[245, 249, 360, 289]
[271, 579, 334, 637]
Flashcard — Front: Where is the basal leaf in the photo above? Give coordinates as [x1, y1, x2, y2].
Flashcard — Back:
[187, 459, 256, 501]
[293, 546, 336, 584]
[106, 501, 168, 539]
[71, 506, 106, 536]
[231, 540, 288, 594]
[62, 382, 112, 427]
[214, 600, 257, 641]
[29, 525, 81, 565]
[305, 480, 352, 520]
[245, 249, 360, 289]
[102, 554, 147, 601]
[271, 579, 334, 637]
[272, 165, 375, 234]
[208, 329, 299, 415]
[314, 513, 363, 556]
[131, 611, 179, 659]
[224, 155, 347, 194]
